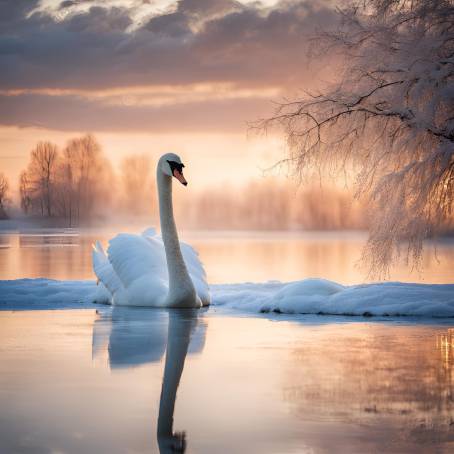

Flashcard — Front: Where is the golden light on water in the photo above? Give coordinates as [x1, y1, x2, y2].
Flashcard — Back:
[436, 329, 454, 370]
[1, 230, 453, 284]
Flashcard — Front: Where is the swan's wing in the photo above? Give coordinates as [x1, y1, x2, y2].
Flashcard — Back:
[107, 233, 168, 289]
[142, 227, 204, 280]
[181, 241, 211, 306]
[180, 242, 206, 278]
[142, 227, 210, 306]
[92, 241, 125, 298]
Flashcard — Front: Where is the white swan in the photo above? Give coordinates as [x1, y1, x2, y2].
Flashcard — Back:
[92, 153, 210, 308]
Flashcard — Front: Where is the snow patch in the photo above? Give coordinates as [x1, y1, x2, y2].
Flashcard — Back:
[0, 279, 99, 310]
[1, 278, 454, 317]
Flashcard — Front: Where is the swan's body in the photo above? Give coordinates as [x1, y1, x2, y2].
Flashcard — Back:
[92, 154, 210, 308]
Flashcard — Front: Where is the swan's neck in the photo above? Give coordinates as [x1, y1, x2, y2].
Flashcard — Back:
[157, 170, 195, 305]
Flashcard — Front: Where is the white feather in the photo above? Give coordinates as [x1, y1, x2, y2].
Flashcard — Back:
[92, 241, 125, 303]
[92, 229, 210, 307]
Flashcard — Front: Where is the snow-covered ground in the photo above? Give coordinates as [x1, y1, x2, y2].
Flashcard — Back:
[1, 278, 454, 318]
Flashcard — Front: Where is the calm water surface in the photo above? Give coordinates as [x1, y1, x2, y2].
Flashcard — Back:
[1, 228, 453, 284]
[1, 309, 454, 453]
[1, 228, 454, 453]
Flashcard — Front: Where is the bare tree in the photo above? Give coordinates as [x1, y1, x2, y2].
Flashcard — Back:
[61, 134, 113, 223]
[261, 0, 454, 275]
[53, 159, 75, 225]
[17, 134, 113, 224]
[0, 173, 9, 219]
[26, 141, 59, 217]
[19, 171, 32, 214]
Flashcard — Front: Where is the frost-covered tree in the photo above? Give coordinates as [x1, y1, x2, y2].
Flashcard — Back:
[263, 0, 454, 275]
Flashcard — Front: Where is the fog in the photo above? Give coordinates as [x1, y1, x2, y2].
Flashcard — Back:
[4, 132, 452, 233]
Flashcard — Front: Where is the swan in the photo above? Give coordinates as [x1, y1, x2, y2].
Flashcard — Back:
[92, 153, 210, 308]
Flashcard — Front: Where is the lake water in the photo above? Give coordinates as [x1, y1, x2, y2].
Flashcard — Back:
[1, 309, 454, 453]
[1, 228, 454, 284]
[1, 228, 454, 453]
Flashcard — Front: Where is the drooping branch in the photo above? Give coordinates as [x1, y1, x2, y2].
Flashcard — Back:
[259, 0, 454, 276]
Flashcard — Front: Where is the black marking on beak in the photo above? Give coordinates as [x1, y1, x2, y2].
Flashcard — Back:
[168, 160, 187, 185]
[167, 160, 185, 174]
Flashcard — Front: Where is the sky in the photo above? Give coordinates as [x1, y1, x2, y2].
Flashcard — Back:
[0, 0, 339, 194]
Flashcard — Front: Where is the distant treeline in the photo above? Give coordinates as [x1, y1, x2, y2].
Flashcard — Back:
[0, 134, 382, 230]
[17, 135, 115, 225]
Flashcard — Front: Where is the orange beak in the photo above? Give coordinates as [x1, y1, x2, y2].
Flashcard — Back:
[173, 169, 188, 186]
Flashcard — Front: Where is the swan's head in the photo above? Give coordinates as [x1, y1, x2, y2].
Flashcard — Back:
[159, 153, 187, 186]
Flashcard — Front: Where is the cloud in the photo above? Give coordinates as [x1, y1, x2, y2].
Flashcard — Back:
[0, 92, 272, 132]
[0, 0, 337, 89]
[0, 0, 339, 131]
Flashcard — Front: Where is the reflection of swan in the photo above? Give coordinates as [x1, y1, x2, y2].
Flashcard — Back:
[92, 153, 210, 308]
[99, 307, 168, 368]
[91, 307, 202, 453]
[158, 309, 198, 453]
[91, 307, 206, 368]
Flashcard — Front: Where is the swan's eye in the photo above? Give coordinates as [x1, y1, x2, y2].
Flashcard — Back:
[167, 160, 185, 174]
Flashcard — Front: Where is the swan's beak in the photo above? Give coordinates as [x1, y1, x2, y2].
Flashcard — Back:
[173, 169, 188, 186]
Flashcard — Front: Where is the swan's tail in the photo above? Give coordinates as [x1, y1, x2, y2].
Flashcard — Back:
[92, 240, 124, 303]
[92, 241, 105, 281]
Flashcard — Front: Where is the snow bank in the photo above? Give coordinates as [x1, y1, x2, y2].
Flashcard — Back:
[0, 279, 99, 310]
[1, 278, 454, 317]
[213, 279, 454, 317]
